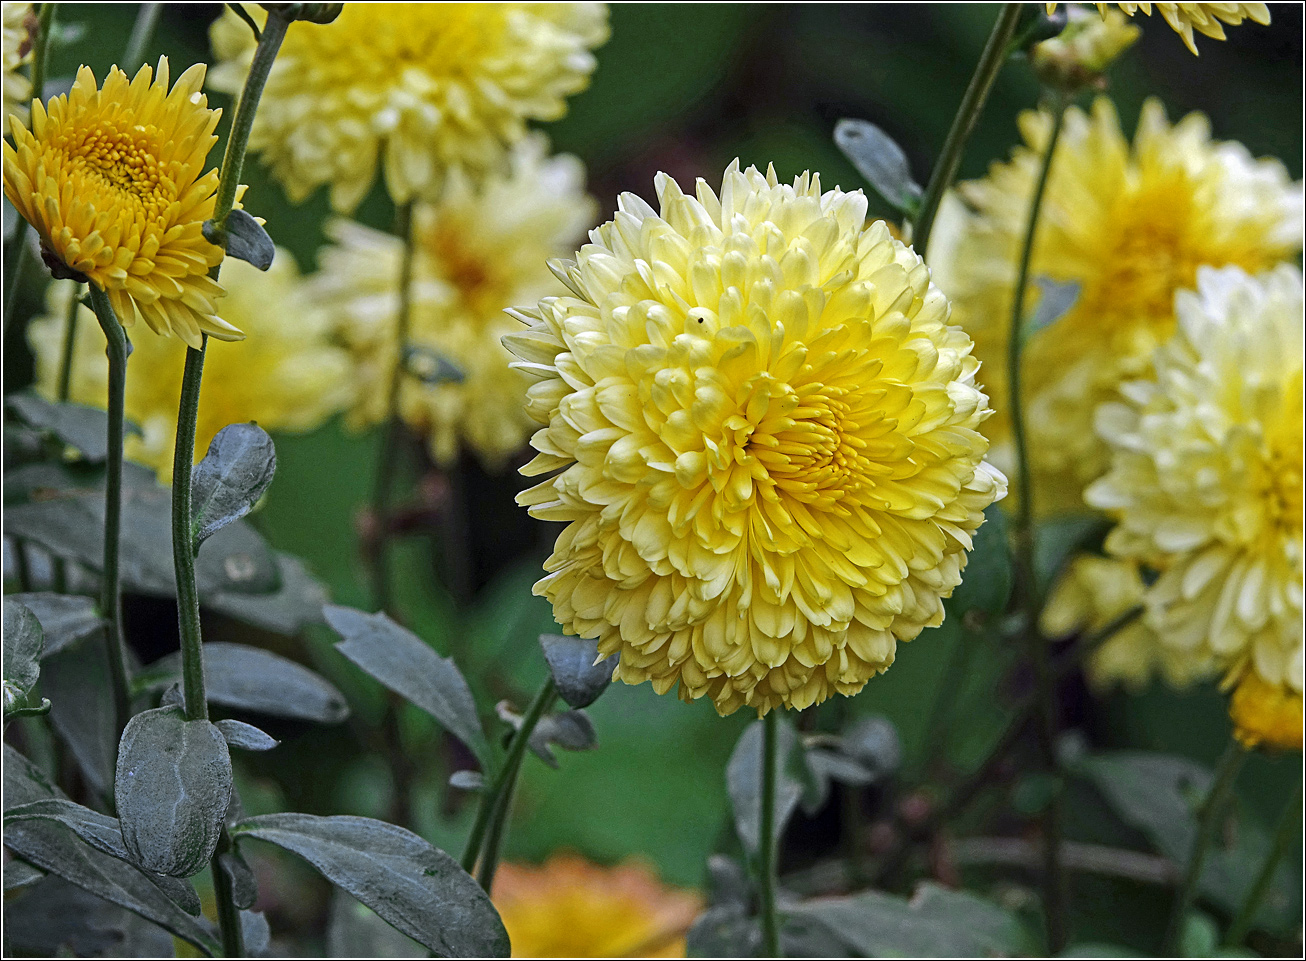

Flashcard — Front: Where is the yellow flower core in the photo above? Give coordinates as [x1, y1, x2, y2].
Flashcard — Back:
[209, 3, 608, 212]
[493, 855, 701, 958]
[929, 96, 1303, 516]
[1046, 3, 1270, 54]
[3, 58, 239, 348]
[506, 162, 1006, 716]
[1229, 669, 1303, 752]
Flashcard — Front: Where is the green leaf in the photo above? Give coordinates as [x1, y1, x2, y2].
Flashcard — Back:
[136, 642, 349, 724]
[527, 710, 598, 768]
[1178, 911, 1219, 958]
[949, 503, 1012, 616]
[218, 849, 259, 910]
[1033, 514, 1109, 595]
[5, 798, 129, 861]
[3, 875, 181, 958]
[204, 209, 275, 271]
[4, 598, 44, 716]
[204, 552, 330, 635]
[242, 909, 272, 956]
[1025, 277, 1080, 335]
[726, 718, 804, 854]
[539, 633, 618, 709]
[788, 882, 1025, 957]
[325, 605, 486, 764]
[2, 744, 219, 954]
[42, 638, 117, 797]
[6, 592, 104, 658]
[216, 719, 280, 752]
[833, 118, 924, 215]
[3, 859, 45, 891]
[190, 423, 277, 548]
[4, 393, 140, 463]
[115, 706, 233, 878]
[233, 812, 509, 957]
[403, 345, 465, 384]
[327, 890, 426, 958]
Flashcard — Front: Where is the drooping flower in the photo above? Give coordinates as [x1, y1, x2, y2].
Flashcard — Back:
[1228, 669, 1303, 752]
[2, 2, 32, 128]
[311, 136, 596, 468]
[29, 252, 352, 479]
[1046, 3, 1270, 54]
[208, 3, 608, 213]
[1041, 553, 1214, 691]
[505, 162, 1007, 716]
[1086, 265, 1304, 696]
[493, 855, 701, 958]
[3, 58, 242, 348]
[929, 97, 1302, 516]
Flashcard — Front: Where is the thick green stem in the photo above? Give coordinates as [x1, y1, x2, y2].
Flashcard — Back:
[123, 3, 163, 72]
[462, 678, 557, 887]
[914, 2, 1022, 256]
[85, 285, 133, 738]
[56, 284, 83, 402]
[1165, 741, 1247, 952]
[212, 832, 246, 958]
[1223, 777, 1302, 947]
[173, 342, 209, 721]
[759, 710, 782, 957]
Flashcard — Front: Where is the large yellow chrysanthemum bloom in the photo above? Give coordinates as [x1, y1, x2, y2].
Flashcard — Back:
[1228, 669, 1303, 752]
[505, 162, 1007, 716]
[3, 58, 242, 348]
[209, 3, 608, 213]
[1047, 3, 1270, 54]
[29, 253, 352, 479]
[2, 2, 32, 128]
[929, 97, 1302, 516]
[1086, 265, 1304, 697]
[493, 855, 701, 958]
[311, 136, 596, 468]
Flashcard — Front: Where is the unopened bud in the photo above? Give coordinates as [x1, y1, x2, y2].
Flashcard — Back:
[1032, 5, 1140, 92]
[262, 3, 344, 25]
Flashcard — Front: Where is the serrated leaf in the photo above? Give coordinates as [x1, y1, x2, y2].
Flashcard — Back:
[325, 605, 486, 764]
[949, 503, 1012, 616]
[204, 209, 275, 271]
[4, 393, 141, 463]
[833, 118, 924, 214]
[233, 813, 509, 957]
[726, 718, 804, 854]
[4, 598, 44, 715]
[527, 710, 597, 768]
[1025, 277, 1081, 335]
[115, 706, 233, 878]
[190, 423, 277, 548]
[136, 642, 349, 724]
[539, 633, 618, 709]
[216, 719, 280, 752]
[6, 592, 104, 658]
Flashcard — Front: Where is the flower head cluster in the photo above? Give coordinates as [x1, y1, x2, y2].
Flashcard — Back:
[3, 58, 240, 347]
[2, 2, 32, 128]
[311, 136, 596, 468]
[1086, 265, 1304, 698]
[209, 3, 608, 212]
[493, 855, 701, 958]
[30, 253, 352, 478]
[1229, 669, 1302, 752]
[1047, 3, 1270, 54]
[930, 97, 1302, 515]
[506, 162, 1006, 716]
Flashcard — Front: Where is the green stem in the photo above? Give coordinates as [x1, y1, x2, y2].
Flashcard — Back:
[914, 2, 1022, 256]
[212, 832, 246, 958]
[56, 283, 83, 402]
[1223, 777, 1302, 947]
[1165, 740, 1248, 953]
[173, 341, 209, 721]
[462, 678, 556, 886]
[122, 2, 163, 72]
[759, 710, 782, 957]
[85, 284, 133, 739]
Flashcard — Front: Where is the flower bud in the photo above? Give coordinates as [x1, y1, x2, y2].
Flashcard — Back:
[1032, 5, 1139, 92]
[261, 3, 344, 24]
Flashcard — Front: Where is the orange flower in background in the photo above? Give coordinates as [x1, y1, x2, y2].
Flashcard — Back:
[493, 855, 702, 958]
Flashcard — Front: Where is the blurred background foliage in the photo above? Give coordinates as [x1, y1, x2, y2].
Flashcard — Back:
[4, 3, 1302, 954]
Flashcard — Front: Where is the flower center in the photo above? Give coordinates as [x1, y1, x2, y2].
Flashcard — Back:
[1263, 398, 1304, 537]
[62, 120, 171, 216]
[425, 221, 502, 318]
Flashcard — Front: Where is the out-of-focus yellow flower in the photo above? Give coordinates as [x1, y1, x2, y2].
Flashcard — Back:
[1032, 6, 1140, 90]
[1086, 265, 1304, 696]
[929, 97, 1303, 516]
[2, 2, 32, 128]
[1047, 3, 1270, 54]
[493, 855, 701, 958]
[209, 3, 608, 213]
[311, 136, 596, 469]
[29, 253, 352, 479]
[3, 58, 241, 348]
[505, 161, 1007, 716]
[1229, 668, 1303, 752]
[1042, 554, 1214, 691]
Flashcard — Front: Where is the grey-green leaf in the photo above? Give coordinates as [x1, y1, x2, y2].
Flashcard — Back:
[191, 423, 277, 548]
[539, 633, 618, 709]
[218, 849, 259, 910]
[205, 552, 330, 634]
[6, 592, 104, 658]
[4, 599, 44, 715]
[115, 706, 233, 878]
[527, 710, 598, 768]
[205, 208, 275, 271]
[833, 118, 924, 214]
[1026, 277, 1081, 335]
[403, 345, 465, 384]
[327, 889, 426, 958]
[4, 798, 128, 861]
[325, 605, 486, 764]
[726, 718, 803, 854]
[233, 813, 509, 957]
[4, 393, 140, 463]
[217, 719, 280, 752]
[43, 638, 118, 796]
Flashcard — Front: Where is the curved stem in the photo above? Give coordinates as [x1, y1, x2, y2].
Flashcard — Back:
[914, 2, 1022, 256]
[212, 832, 246, 958]
[122, 3, 163, 72]
[1223, 777, 1302, 947]
[1165, 740, 1247, 952]
[759, 710, 782, 957]
[462, 678, 556, 886]
[85, 284, 133, 739]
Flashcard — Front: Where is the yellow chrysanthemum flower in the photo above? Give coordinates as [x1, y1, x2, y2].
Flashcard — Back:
[29, 252, 352, 479]
[1229, 669, 1303, 752]
[2, 2, 32, 128]
[929, 97, 1302, 516]
[1047, 3, 1270, 54]
[209, 3, 608, 213]
[311, 136, 596, 468]
[1086, 265, 1304, 695]
[1041, 554, 1214, 691]
[3, 58, 242, 348]
[505, 161, 1007, 716]
[493, 855, 701, 958]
